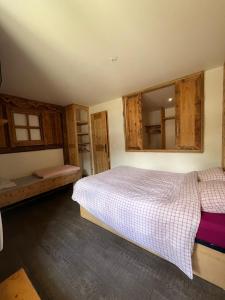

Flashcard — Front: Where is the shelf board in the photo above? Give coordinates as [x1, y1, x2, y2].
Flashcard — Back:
[78, 142, 90, 146]
[77, 132, 89, 136]
[163, 116, 175, 121]
[145, 124, 161, 128]
[145, 124, 161, 134]
[79, 149, 90, 153]
[77, 121, 88, 126]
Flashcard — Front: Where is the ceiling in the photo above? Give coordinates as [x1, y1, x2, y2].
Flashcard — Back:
[142, 85, 175, 111]
[0, 0, 224, 106]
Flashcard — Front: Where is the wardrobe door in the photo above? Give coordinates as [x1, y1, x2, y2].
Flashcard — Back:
[43, 111, 63, 146]
[175, 72, 204, 150]
[64, 105, 79, 166]
[123, 94, 144, 150]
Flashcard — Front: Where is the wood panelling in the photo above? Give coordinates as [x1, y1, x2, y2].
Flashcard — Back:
[0, 94, 64, 154]
[175, 72, 204, 150]
[123, 94, 143, 150]
[91, 111, 110, 174]
[0, 93, 63, 112]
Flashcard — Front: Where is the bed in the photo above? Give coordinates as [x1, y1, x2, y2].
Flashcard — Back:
[72, 166, 225, 290]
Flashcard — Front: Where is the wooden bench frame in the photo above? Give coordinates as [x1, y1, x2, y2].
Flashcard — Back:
[0, 171, 81, 208]
[80, 206, 225, 290]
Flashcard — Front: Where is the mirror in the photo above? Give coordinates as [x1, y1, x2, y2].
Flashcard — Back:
[142, 84, 176, 150]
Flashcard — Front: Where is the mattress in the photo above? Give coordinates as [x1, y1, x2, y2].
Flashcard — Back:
[73, 166, 200, 278]
[196, 211, 225, 252]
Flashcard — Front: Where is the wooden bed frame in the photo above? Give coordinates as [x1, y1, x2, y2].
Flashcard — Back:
[80, 206, 225, 290]
[0, 171, 81, 208]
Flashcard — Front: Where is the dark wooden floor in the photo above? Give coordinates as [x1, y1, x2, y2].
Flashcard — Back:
[0, 187, 225, 300]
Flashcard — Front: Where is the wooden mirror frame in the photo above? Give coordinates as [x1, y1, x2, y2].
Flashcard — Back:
[123, 72, 204, 153]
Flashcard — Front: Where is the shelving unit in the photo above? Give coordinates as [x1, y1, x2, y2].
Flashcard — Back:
[145, 124, 161, 134]
[65, 104, 92, 176]
[77, 121, 88, 126]
[144, 107, 176, 149]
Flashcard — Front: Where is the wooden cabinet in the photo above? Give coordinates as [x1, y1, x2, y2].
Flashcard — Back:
[43, 111, 63, 146]
[64, 105, 79, 166]
[123, 94, 143, 150]
[175, 73, 203, 150]
[0, 94, 64, 153]
[123, 72, 204, 152]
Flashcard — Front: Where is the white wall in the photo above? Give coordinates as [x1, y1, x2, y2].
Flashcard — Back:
[0, 149, 64, 179]
[90, 67, 223, 173]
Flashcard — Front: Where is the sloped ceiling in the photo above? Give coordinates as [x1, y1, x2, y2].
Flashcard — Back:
[0, 0, 224, 106]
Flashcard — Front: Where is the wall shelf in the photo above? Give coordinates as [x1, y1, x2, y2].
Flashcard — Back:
[77, 132, 89, 136]
[163, 116, 175, 121]
[77, 121, 88, 126]
[78, 142, 90, 146]
[65, 104, 92, 176]
[145, 124, 161, 134]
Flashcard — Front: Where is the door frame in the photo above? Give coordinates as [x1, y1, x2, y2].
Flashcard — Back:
[91, 110, 111, 174]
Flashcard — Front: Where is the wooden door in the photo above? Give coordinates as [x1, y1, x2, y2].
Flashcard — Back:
[123, 94, 143, 150]
[91, 111, 110, 174]
[175, 72, 204, 150]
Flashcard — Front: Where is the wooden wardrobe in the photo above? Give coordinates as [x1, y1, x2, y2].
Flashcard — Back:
[64, 104, 92, 176]
[0, 94, 63, 154]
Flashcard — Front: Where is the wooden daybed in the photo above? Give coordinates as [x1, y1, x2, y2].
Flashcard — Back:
[80, 206, 225, 291]
[0, 170, 81, 208]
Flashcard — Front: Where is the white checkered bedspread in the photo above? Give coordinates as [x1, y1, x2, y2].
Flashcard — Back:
[72, 166, 201, 278]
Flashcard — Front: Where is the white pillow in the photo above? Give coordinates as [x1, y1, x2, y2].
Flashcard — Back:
[199, 180, 225, 213]
[198, 167, 225, 182]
